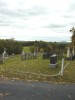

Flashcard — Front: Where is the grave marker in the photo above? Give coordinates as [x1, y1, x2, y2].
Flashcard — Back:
[49, 54, 58, 68]
[67, 45, 70, 59]
[3, 48, 8, 58]
[21, 51, 25, 60]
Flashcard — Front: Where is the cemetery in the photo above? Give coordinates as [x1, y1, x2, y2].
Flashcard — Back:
[0, 34, 75, 82]
[0, 44, 75, 82]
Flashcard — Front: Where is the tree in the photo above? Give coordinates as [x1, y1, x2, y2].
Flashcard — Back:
[70, 27, 75, 45]
[0, 39, 22, 55]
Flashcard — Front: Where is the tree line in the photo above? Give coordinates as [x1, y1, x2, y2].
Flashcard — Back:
[20, 40, 69, 53]
[0, 39, 69, 55]
[29, 41, 68, 53]
[0, 39, 22, 55]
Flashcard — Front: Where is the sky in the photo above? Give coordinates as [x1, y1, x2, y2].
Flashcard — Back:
[0, 0, 75, 42]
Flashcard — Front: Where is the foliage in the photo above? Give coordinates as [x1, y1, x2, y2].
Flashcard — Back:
[0, 42, 4, 54]
[0, 39, 22, 55]
[29, 45, 35, 52]
[20, 41, 34, 46]
[70, 27, 75, 45]
[29, 41, 67, 53]
[0, 39, 68, 55]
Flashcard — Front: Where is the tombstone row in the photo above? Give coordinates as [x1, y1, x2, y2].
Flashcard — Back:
[0, 48, 15, 64]
[49, 45, 75, 68]
[43, 45, 75, 60]
[43, 51, 63, 59]
[21, 52, 37, 60]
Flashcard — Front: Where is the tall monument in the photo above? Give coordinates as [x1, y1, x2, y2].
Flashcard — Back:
[67, 45, 70, 58]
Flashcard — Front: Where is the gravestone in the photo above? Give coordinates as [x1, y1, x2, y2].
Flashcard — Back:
[0, 54, 3, 63]
[12, 53, 15, 56]
[30, 53, 32, 59]
[21, 51, 37, 60]
[21, 51, 25, 60]
[43, 52, 47, 59]
[49, 54, 58, 68]
[66, 45, 70, 60]
[3, 48, 8, 58]
[43, 52, 51, 59]
[33, 51, 37, 59]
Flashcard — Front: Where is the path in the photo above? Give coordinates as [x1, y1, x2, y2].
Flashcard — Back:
[0, 79, 75, 100]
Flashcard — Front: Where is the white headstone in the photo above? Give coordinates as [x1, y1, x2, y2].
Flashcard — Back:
[67, 46, 70, 58]
[21, 51, 25, 60]
[3, 48, 7, 58]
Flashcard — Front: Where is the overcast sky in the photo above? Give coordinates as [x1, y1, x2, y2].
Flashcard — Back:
[0, 0, 75, 42]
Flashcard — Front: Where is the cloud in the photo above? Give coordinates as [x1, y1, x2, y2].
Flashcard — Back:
[0, 8, 24, 18]
[43, 24, 66, 29]
[0, 0, 74, 42]
[0, 0, 6, 7]
[26, 6, 47, 16]
[67, 0, 75, 12]
[62, 15, 75, 18]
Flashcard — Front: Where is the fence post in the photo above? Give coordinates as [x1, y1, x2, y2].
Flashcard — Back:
[61, 58, 64, 76]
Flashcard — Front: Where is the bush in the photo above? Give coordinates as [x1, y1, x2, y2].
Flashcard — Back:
[0, 39, 22, 55]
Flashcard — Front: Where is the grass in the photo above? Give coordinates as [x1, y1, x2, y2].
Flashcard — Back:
[0, 53, 75, 83]
[0, 54, 62, 81]
[61, 61, 75, 83]
[23, 46, 30, 52]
